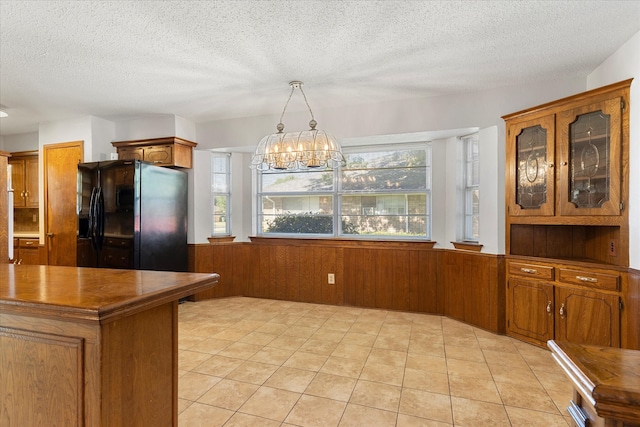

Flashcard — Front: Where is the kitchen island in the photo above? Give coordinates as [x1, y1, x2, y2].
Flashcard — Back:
[0, 264, 219, 427]
[548, 340, 640, 426]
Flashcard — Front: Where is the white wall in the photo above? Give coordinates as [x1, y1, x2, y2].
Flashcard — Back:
[479, 126, 502, 254]
[430, 127, 501, 254]
[196, 76, 585, 152]
[189, 150, 211, 244]
[587, 30, 640, 269]
[1, 132, 38, 152]
[91, 117, 116, 160]
[113, 114, 196, 142]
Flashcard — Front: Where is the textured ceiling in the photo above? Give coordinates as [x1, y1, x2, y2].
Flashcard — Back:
[0, 0, 639, 136]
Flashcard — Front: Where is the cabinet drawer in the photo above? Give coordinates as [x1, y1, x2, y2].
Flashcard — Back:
[101, 247, 132, 268]
[558, 268, 619, 291]
[508, 262, 554, 280]
[104, 237, 132, 248]
[19, 238, 39, 248]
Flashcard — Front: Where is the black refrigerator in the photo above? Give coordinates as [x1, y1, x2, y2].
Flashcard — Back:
[77, 160, 188, 272]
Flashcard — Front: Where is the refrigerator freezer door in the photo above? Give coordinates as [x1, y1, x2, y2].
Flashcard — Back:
[136, 163, 187, 271]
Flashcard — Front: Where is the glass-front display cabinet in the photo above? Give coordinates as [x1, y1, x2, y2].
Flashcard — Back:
[508, 115, 555, 216]
[558, 98, 621, 216]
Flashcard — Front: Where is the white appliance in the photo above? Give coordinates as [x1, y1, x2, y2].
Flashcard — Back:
[7, 163, 13, 260]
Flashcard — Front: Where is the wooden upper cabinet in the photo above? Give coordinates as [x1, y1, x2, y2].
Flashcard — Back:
[112, 137, 197, 168]
[557, 97, 622, 216]
[9, 151, 39, 208]
[504, 82, 628, 221]
[507, 114, 556, 216]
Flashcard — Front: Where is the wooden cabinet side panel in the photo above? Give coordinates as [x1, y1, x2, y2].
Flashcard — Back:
[623, 269, 640, 350]
[0, 327, 84, 427]
[172, 143, 193, 168]
[101, 302, 176, 427]
[490, 256, 507, 334]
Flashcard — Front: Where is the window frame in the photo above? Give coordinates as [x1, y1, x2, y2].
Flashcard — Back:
[256, 142, 432, 240]
[462, 133, 480, 242]
[210, 152, 231, 236]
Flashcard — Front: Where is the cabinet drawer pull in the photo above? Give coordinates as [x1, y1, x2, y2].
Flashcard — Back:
[25, 241, 34, 245]
[576, 275, 597, 283]
[521, 268, 538, 274]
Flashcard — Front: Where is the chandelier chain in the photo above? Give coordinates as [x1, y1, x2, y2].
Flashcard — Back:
[277, 82, 316, 130]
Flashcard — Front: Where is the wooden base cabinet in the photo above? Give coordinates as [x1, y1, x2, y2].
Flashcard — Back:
[12, 238, 40, 265]
[507, 259, 622, 348]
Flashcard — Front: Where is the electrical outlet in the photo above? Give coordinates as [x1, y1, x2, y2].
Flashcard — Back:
[328, 273, 335, 284]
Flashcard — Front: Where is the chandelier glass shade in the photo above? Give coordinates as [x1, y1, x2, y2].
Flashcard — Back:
[251, 81, 344, 171]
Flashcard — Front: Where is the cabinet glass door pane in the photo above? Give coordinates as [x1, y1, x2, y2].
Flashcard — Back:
[516, 125, 548, 210]
[569, 111, 610, 209]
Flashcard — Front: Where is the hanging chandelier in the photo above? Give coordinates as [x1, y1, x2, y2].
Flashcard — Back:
[251, 81, 344, 171]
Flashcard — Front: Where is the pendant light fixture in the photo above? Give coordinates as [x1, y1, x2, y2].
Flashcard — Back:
[251, 81, 344, 171]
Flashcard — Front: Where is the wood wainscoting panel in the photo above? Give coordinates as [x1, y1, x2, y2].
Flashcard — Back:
[190, 243, 246, 300]
[189, 239, 505, 333]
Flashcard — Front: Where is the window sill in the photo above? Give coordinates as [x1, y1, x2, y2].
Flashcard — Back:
[207, 236, 236, 244]
[249, 236, 437, 249]
[451, 241, 483, 252]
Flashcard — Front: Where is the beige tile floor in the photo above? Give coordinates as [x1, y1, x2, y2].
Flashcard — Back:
[178, 297, 574, 427]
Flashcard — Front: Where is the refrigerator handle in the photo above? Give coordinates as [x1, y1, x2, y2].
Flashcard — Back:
[95, 187, 105, 251]
[88, 187, 98, 252]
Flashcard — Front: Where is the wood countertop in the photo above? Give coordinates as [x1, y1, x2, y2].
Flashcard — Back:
[0, 264, 219, 323]
[548, 340, 640, 424]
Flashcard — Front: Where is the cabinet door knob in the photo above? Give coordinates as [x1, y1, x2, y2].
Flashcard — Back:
[561, 161, 568, 166]
[546, 301, 552, 314]
[559, 303, 565, 318]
